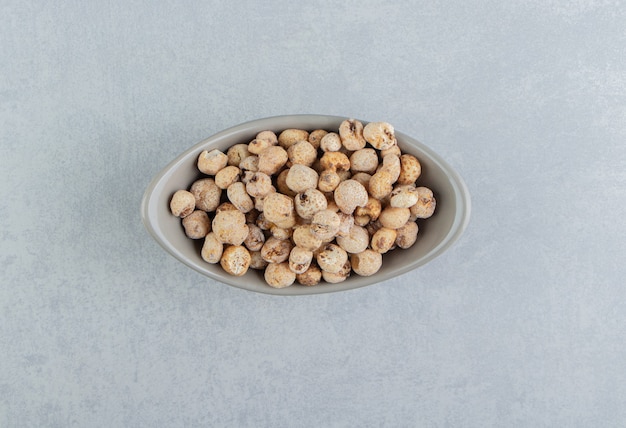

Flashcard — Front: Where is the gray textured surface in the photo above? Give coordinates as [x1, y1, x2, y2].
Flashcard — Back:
[1, 1, 625, 427]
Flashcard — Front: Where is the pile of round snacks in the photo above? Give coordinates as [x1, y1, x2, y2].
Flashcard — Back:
[169, 119, 436, 288]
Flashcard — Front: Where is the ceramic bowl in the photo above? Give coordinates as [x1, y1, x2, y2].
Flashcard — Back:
[141, 114, 470, 295]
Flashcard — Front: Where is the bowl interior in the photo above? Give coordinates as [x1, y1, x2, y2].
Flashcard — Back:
[141, 115, 470, 295]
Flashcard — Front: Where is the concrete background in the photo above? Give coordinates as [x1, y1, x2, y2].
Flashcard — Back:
[1, 1, 625, 426]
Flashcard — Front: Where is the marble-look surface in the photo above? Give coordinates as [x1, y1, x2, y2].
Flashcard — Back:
[1, 1, 625, 426]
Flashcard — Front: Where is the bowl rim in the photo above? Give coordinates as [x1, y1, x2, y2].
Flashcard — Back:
[140, 114, 471, 295]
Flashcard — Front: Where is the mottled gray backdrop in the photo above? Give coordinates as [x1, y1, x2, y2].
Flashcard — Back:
[1, 1, 625, 426]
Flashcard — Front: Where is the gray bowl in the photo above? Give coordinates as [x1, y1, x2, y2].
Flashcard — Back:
[141, 114, 471, 295]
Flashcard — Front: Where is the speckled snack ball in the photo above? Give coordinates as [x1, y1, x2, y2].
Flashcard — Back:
[170, 190, 195, 218]
[198, 149, 228, 175]
[350, 250, 383, 276]
[182, 210, 211, 239]
[264, 262, 296, 288]
[220, 245, 251, 276]
[190, 178, 221, 213]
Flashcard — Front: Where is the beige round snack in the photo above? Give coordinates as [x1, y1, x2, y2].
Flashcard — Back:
[292, 224, 323, 251]
[350, 249, 383, 276]
[212, 209, 249, 245]
[350, 148, 379, 174]
[245, 172, 273, 198]
[262, 193, 295, 224]
[397, 154, 422, 185]
[182, 210, 211, 239]
[321, 260, 351, 283]
[243, 223, 265, 252]
[378, 207, 411, 230]
[320, 151, 351, 172]
[264, 262, 296, 288]
[363, 121, 397, 150]
[316, 243, 348, 274]
[260, 237, 293, 264]
[310, 209, 341, 241]
[220, 245, 251, 277]
[286, 164, 319, 193]
[170, 190, 196, 218]
[294, 188, 328, 219]
[339, 119, 366, 151]
[317, 170, 341, 192]
[258, 145, 288, 175]
[278, 129, 309, 149]
[410, 187, 436, 219]
[320, 132, 342, 152]
[395, 221, 419, 249]
[336, 224, 369, 254]
[334, 179, 368, 215]
[287, 140, 317, 167]
[288, 246, 313, 274]
[227, 182, 254, 213]
[296, 263, 322, 286]
[197, 149, 228, 175]
[227, 144, 251, 167]
[371, 227, 397, 253]
[189, 178, 222, 213]
[215, 165, 241, 189]
[201, 232, 223, 264]
[368, 170, 395, 200]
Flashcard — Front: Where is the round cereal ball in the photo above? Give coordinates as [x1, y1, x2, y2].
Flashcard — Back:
[201, 232, 223, 264]
[310, 209, 341, 241]
[227, 143, 251, 167]
[245, 172, 273, 198]
[395, 221, 419, 249]
[397, 154, 422, 185]
[258, 145, 288, 175]
[197, 149, 228, 175]
[336, 224, 369, 254]
[288, 246, 313, 274]
[189, 178, 222, 213]
[363, 121, 397, 150]
[320, 132, 342, 152]
[220, 245, 251, 276]
[214, 165, 241, 189]
[371, 227, 397, 254]
[262, 193, 295, 225]
[287, 140, 317, 167]
[182, 210, 211, 239]
[334, 179, 368, 215]
[286, 164, 319, 193]
[227, 181, 254, 213]
[378, 207, 411, 230]
[350, 148, 379, 174]
[292, 224, 323, 252]
[212, 209, 249, 245]
[316, 243, 348, 274]
[339, 119, 366, 151]
[170, 190, 195, 218]
[410, 187, 436, 219]
[350, 250, 383, 276]
[260, 237, 293, 264]
[278, 129, 310, 149]
[249, 130, 278, 154]
[294, 188, 328, 220]
[264, 262, 296, 288]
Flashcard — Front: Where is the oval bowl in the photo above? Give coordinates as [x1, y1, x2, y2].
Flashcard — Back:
[141, 114, 471, 295]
